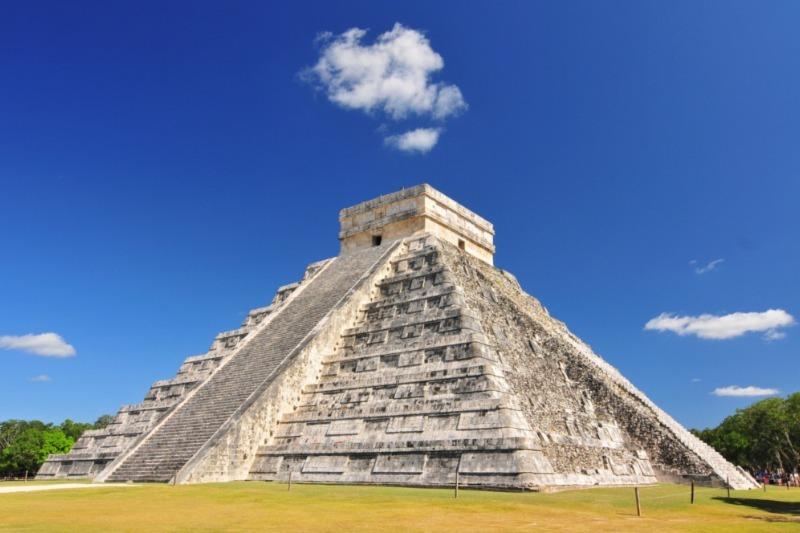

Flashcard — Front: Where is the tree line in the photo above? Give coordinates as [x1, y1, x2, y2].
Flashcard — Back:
[0, 416, 112, 477]
[692, 392, 799, 474]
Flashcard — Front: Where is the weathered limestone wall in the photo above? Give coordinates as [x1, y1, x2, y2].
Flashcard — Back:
[438, 241, 657, 488]
[44, 183, 756, 490]
[339, 184, 495, 265]
[420, 217, 494, 266]
[177, 242, 404, 483]
[558, 332, 757, 488]
[248, 235, 662, 489]
[249, 235, 540, 488]
[439, 241, 757, 489]
[340, 217, 426, 256]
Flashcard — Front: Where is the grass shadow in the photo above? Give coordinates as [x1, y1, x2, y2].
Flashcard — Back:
[714, 496, 800, 517]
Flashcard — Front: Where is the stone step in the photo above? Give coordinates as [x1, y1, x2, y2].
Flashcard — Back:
[258, 436, 538, 455]
[107, 246, 390, 482]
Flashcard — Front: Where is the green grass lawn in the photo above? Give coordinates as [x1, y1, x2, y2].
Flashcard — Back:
[0, 482, 798, 532]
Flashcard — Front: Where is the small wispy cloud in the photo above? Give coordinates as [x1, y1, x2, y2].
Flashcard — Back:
[691, 378, 702, 383]
[303, 23, 466, 152]
[690, 258, 724, 275]
[384, 127, 441, 153]
[713, 385, 779, 397]
[644, 309, 795, 340]
[764, 330, 786, 341]
[29, 374, 52, 383]
[0, 333, 76, 357]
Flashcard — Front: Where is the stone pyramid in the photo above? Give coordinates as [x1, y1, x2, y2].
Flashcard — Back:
[39, 185, 758, 490]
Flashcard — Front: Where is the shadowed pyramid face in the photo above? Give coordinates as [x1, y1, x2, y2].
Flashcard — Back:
[39, 186, 759, 490]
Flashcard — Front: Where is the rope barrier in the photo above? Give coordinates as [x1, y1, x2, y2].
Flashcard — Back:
[636, 485, 733, 504]
[643, 491, 694, 501]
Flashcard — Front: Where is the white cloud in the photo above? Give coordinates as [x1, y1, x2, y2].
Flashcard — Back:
[764, 330, 786, 341]
[691, 258, 724, 274]
[307, 23, 467, 120]
[29, 374, 52, 382]
[432, 85, 467, 120]
[0, 333, 76, 357]
[384, 127, 441, 153]
[644, 309, 795, 340]
[691, 378, 702, 383]
[304, 23, 466, 152]
[713, 385, 779, 397]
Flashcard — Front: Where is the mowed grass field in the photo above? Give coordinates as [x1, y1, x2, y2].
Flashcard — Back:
[0, 481, 798, 532]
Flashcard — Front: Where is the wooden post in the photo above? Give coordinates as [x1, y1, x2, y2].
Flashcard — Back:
[454, 456, 461, 499]
[726, 476, 731, 498]
[24, 470, 28, 482]
[287, 470, 292, 491]
[690, 481, 695, 504]
[634, 487, 641, 517]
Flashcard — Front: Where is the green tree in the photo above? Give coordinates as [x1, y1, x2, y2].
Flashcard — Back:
[742, 398, 788, 470]
[93, 414, 114, 429]
[0, 427, 73, 476]
[0, 415, 120, 477]
[0, 420, 48, 452]
[694, 393, 800, 473]
[1, 420, 28, 453]
[41, 430, 74, 460]
[59, 419, 94, 441]
[781, 392, 800, 470]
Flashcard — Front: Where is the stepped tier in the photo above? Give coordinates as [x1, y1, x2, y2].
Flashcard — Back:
[437, 239, 757, 489]
[36, 258, 333, 480]
[38, 184, 758, 489]
[244, 235, 757, 490]
[246, 237, 652, 488]
[101, 244, 393, 482]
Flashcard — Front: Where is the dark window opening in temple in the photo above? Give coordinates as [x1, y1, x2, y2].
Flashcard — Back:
[372, 235, 383, 246]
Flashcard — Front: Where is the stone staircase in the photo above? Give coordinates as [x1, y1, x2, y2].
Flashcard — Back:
[105, 245, 389, 482]
[43, 184, 757, 490]
[37, 259, 331, 480]
[248, 236, 564, 489]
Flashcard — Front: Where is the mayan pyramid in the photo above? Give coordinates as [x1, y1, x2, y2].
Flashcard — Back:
[39, 185, 758, 490]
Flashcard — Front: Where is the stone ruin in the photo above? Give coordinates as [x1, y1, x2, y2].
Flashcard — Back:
[38, 184, 759, 490]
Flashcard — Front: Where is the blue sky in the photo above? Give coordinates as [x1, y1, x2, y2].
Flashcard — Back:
[1, 1, 798, 429]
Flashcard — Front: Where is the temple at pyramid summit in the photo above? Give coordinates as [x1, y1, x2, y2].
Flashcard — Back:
[38, 184, 758, 490]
